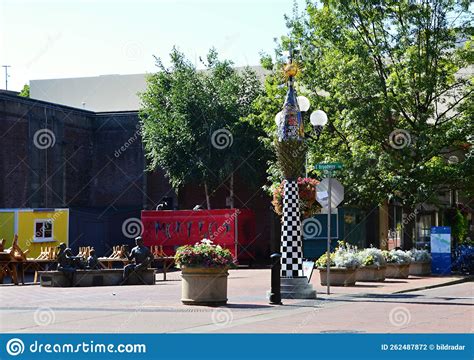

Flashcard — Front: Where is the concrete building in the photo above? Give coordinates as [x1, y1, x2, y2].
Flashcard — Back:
[29, 66, 268, 112]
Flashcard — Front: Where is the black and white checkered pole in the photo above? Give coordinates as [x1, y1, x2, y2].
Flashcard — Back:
[270, 48, 317, 299]
[280, 180, 304, 278]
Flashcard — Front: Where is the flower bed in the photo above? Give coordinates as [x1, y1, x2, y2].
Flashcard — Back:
[407, 249, 432, 276]
[315, 241, 360, 286]
[356, 247, 386, 282]
[383, 250, 411, 278]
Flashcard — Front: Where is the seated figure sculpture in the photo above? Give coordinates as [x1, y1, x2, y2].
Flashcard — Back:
[86, 249, 100, 269]
[122, 236, 153, 284]
[57, 243, 84, 286]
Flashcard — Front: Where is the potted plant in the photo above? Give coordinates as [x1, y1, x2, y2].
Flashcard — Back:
[356, 247, 386, 282]
[316, 241, 360, 286]
[407, 248, 432, 276]
[175, 239, 236, 306]
[383, 249, 411, 278]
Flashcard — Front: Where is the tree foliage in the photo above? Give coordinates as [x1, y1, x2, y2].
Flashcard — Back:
[251, 0, 473, 209]
[140, 48, 269, 208]
[19, 84, 29, 97]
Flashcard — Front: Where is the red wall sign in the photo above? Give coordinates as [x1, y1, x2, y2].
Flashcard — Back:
[141, 209, 256, 262]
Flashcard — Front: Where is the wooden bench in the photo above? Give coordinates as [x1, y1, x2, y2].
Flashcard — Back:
[38, 269, 156, 287]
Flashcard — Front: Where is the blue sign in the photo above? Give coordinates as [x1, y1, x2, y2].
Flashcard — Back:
[302, 214, 339, 240]
[0, 334, 472, 360]
[431, 226, 452, 275]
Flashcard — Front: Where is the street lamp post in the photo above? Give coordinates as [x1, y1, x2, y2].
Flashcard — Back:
[268, 51, 327, 301]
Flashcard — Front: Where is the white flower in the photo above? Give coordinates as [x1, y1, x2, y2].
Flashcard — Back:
[407, 248, 431, 262]
[200, 238, 213, 245]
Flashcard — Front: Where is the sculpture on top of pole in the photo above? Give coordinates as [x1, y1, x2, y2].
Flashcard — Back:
[274, 49, 317, 299]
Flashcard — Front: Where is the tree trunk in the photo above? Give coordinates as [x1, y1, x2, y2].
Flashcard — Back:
[204, 182, 211, 210]
[379, 200, 389, 250]
[229, 172, 235, 209]
[402, 207, 416, 250]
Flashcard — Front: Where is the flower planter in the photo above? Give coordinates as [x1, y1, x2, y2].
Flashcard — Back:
[409, 261, 431, 276]
[180, 267, 228, 306]
[318, 267, 356, 286]
[385, 263, 410, 279]
[356, 265, 386, 282]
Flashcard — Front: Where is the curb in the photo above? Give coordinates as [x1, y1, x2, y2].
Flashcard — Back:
[393, 276, 473, 294]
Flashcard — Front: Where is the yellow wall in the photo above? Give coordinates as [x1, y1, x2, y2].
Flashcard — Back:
[17, 210, 69, 258]
[0, 212, 15, 246]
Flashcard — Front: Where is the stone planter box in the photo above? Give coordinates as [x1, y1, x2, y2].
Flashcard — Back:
[318, 267, 357, 286]
[356, 265, 386, 282]
[38, 269, 155, 287]
[385, 263, 410, 279]
[181, 267, 228, 306]
[409, 261, 431, 276]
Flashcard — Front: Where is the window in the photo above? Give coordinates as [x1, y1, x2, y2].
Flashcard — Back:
[34, 219, 54, 242]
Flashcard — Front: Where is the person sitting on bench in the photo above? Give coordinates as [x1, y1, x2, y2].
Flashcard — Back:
[122, 237, 153, 284]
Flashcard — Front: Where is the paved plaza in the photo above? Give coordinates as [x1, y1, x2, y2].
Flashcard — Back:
[0, 269, 472, 333]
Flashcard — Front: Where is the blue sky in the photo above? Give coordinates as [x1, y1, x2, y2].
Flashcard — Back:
[0, 0, 305, 91]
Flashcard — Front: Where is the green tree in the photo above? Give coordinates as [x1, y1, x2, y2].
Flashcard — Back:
[251, 0, 473, 211]
[19, 84, 29, 97]
[140, 48, 269, 209]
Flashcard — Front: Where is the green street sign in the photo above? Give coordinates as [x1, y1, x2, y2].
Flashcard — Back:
[315, 163, 343, 171]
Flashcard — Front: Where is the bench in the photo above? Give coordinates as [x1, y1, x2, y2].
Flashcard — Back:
[38, 269, 156, 287]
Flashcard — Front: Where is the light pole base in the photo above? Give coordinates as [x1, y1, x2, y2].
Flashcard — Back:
[280, 277, 317, 299]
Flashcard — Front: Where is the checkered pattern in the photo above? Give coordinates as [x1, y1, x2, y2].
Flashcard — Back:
[280, 180, 304, 278]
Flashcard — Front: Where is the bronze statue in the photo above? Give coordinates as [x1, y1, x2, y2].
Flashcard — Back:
[86, 249, 100, 269]
[122, 236, 153, 284]
[57, 243, 84, 285]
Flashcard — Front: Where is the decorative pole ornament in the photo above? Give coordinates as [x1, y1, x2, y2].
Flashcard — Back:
[277, 57, 304, 142]
[273, 49, 317, 299]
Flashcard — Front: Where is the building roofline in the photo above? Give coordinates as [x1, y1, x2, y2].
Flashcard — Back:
[0, 92, 140, 117]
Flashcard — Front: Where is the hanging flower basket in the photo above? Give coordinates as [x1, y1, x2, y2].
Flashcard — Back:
[272, 177, 321, 219]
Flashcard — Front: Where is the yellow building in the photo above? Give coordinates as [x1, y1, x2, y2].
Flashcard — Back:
[0, 209, 69, 258]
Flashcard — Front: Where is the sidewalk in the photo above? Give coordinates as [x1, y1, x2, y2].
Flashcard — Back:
[0, 268, 471, 333]
[308, 269, 471, 297]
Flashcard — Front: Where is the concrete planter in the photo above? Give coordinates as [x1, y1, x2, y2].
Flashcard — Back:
[356, 265, 386, 282]
[318, 267, 357, 286]
[409, 261, 431, 276]
[38, 269, 155, 287]
[180, 267, 228, 306]
[385, 263, 410, 279]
